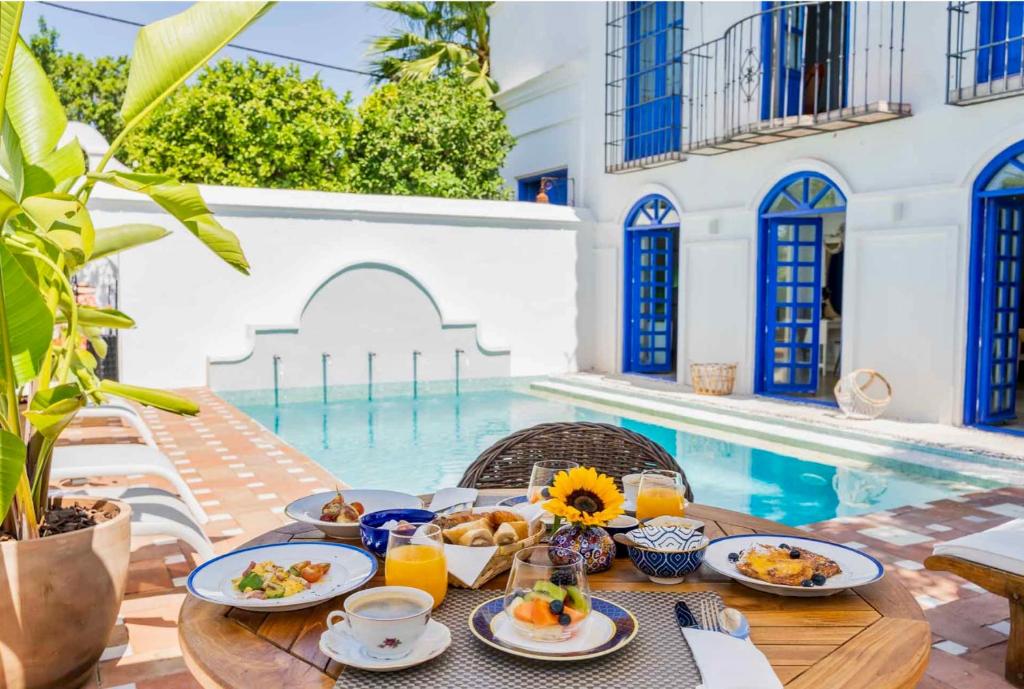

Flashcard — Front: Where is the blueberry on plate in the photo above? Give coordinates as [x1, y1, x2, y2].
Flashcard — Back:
[789, 549, 802, 559]
[558, 613, 571, 626]
[727, 552, 739, 562]
[801, 579, 814, 587]
[811, 573, 827, 586]
[779, 543, 790, 549]
[549, 599, 564, 614]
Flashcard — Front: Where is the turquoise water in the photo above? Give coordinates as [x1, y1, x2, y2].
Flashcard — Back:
[226, 388, 977, 526]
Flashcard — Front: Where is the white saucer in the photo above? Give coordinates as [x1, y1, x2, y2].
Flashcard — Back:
[318, 619, 451, 671]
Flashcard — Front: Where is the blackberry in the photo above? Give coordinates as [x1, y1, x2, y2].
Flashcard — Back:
[550, 570, 577, 587]
[789, 549, 802, 559]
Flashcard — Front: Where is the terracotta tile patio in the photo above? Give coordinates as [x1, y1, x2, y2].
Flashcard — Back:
[59, 387, 1020, 689]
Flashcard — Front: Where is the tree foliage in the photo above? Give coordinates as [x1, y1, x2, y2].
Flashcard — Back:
[349, 78, 513, 199]
[120, 58, 355, 191]
[369, 2, 496, 96]
[28, 18, 129, 144]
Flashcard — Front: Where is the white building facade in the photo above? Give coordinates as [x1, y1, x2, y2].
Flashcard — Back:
[491, 0, 1024, 432]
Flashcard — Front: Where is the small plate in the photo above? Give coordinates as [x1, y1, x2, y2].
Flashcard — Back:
[318, 619, 451, 671]
[286, 490, 424, 539]
[187, 542, 377, 612]
[495, 495, 529, 508]
[704, 534, 884, 597]
[468, 596, 637, 661]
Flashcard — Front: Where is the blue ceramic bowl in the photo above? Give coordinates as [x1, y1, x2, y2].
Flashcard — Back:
[627, 540, 708, 584]
[358, 508, 436, 558]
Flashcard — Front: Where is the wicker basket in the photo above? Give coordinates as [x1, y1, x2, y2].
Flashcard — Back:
[446, 521, 545, 589]
[690, 363, 737, 396]
[834, 369, 893, 420]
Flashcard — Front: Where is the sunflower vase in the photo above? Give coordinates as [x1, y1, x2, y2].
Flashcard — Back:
[549, 524, 615, 574]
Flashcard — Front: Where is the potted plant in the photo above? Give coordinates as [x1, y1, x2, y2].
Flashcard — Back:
[0, 3, 271, 687]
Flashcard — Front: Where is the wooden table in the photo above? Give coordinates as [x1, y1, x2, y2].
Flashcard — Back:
[179, 498, 931, 689]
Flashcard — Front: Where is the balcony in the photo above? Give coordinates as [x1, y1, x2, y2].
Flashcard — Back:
[947, 1, 1024, 105]
[604, 2, 911, 169]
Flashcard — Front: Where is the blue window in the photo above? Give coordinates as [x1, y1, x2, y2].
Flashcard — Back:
[977, 1, 1024, 83]
[625, 2, 684, 161]
[623, 194, 680, 375]
[517, 169, 568, 205]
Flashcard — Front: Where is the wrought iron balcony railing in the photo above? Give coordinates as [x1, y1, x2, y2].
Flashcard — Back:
[947, 1, 1024, 105]
[604, 2, 911, 169]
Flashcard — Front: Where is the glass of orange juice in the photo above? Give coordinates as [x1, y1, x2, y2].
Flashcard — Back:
[527, 460, 579, 504]
[385, 523, 447, 608]
[636, 469, 687, 521]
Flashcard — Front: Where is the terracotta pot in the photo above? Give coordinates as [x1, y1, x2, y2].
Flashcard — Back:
[0, 497, 131, 689]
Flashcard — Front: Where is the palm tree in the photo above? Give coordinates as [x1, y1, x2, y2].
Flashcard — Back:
[368, 1, 498, 96]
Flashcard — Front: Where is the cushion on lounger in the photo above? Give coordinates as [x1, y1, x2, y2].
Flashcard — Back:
[932, 518, 1024, 576]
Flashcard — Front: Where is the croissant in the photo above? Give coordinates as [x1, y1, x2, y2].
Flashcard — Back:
[460, 527, 496, 547]
[485, 510, 522, 529]
[435, 511, 479, 530]
[494, 521, 529, 545]
[441, 519, 489, 544]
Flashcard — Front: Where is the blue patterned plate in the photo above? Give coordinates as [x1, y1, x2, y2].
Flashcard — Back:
[495, 495, 529, 508]
[468, 596, 638, 661]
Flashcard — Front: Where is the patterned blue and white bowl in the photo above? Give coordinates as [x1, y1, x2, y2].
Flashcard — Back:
[626, 536, 708, 585]
[628, 526, 705, 551]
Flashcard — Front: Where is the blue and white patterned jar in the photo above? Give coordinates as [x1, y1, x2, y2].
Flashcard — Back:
[549, 524, 615, 574]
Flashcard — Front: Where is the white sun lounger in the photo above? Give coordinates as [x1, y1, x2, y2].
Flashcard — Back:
[54, 486, 214, 563]
[76, 404, 158, 449]
[51, 444, 208, 524]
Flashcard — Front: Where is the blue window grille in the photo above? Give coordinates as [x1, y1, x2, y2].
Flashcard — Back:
[977, 1, 1024, 83]
[517, 169, 569, 205]
[760, 2, 850, 120]
[624, 2, 684, 161]
[623, 194, 680, 374]
[965, 142, 1024, 429]
[755, 172, 846, 398]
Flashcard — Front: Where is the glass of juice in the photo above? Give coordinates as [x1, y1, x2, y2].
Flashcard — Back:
[636, 469, 688, 522]
[527, 460, 579, 504]
[385, 523, 448, 608]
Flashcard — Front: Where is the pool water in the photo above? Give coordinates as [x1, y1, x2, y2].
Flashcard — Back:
[227, 388, 975, 526]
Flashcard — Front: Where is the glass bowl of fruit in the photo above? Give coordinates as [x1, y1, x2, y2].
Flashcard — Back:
[503, 546, 591, 642]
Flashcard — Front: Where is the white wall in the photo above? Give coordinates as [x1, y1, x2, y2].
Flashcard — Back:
[87, 180, 586, 390]
[491, 1, 1024, 424]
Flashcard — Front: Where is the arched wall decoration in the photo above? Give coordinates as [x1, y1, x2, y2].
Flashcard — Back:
[622, 194, 680, 375]
[755, 171, 847, 397]
[964, 140, 1024, 428]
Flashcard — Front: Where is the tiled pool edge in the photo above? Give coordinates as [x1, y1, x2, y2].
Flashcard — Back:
[532, 379, 1024, 489]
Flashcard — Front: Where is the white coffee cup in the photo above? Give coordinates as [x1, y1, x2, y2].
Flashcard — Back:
[622, 473, 643, 505]
[326, 586, 433, 660]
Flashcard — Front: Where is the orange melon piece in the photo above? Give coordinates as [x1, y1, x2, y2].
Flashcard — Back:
[563, 605, 586, 624]
[532, 601, 560, 626]
[513, 600, 535, 623]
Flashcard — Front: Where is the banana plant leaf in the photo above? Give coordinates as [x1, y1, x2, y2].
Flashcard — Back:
[73, 306, 135, 329]
[4, 39, 66, 169]
[100, 380, 200, 416]
[24, 383, 84, 440]
[0, 242, 54, 386]
[21, 193, 95, 266]
[89, 171, 249, 274]
[91, 224, 170, 261]
[0, 429, 26, 531]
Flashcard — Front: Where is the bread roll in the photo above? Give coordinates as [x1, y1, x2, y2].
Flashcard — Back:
[494, 521, 529, 545]
[460, 527, 496, 547]
[441, 519, 489, 544]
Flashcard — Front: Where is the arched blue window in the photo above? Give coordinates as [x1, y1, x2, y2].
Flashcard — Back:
[756, 172, 846, 398]
[965, 142, 1024, 429]
[623, 194, 680, 375]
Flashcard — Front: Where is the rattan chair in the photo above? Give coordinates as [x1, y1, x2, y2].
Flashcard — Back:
[459, 422, 694, 501]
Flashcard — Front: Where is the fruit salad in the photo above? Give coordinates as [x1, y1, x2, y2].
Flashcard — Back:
[506, 580, 590, 641]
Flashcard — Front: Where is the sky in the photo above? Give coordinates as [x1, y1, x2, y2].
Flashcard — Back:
[20, 1, 402, 103]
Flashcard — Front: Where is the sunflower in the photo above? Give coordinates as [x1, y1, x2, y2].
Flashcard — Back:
[542, 466, 625, 527]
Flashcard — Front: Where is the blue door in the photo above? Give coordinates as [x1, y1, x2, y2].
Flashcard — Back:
[763, 218, 823, 394]
[625, 227, 677, 373]
[978, 199, 1024, 424]
[625, 1, 683, 160]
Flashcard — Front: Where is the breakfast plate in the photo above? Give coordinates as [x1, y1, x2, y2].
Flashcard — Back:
[469, 596, 638, 661]
[704, 534, 884, 597]
[318, 619, 451, 671]
[286, 489, 424, 539]
[187, 542, 377, 612]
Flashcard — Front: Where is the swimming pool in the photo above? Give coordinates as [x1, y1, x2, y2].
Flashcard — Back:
[225, 387, 977, 526]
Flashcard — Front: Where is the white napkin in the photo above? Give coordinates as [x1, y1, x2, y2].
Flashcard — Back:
[428, 487, 479, 513]
[444, 542, 498, 584]
[682, 628, 783, 689]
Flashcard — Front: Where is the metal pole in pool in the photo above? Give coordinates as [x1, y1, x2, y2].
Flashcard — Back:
[412, 350, 421, 398]
[367, 352, 376, 401]
[321, 352, 331, 405]
[272, 355, 281, 408]
[455, 349, 464, 396]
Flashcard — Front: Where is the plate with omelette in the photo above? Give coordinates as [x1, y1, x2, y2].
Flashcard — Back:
[704, 534, 884, 597]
